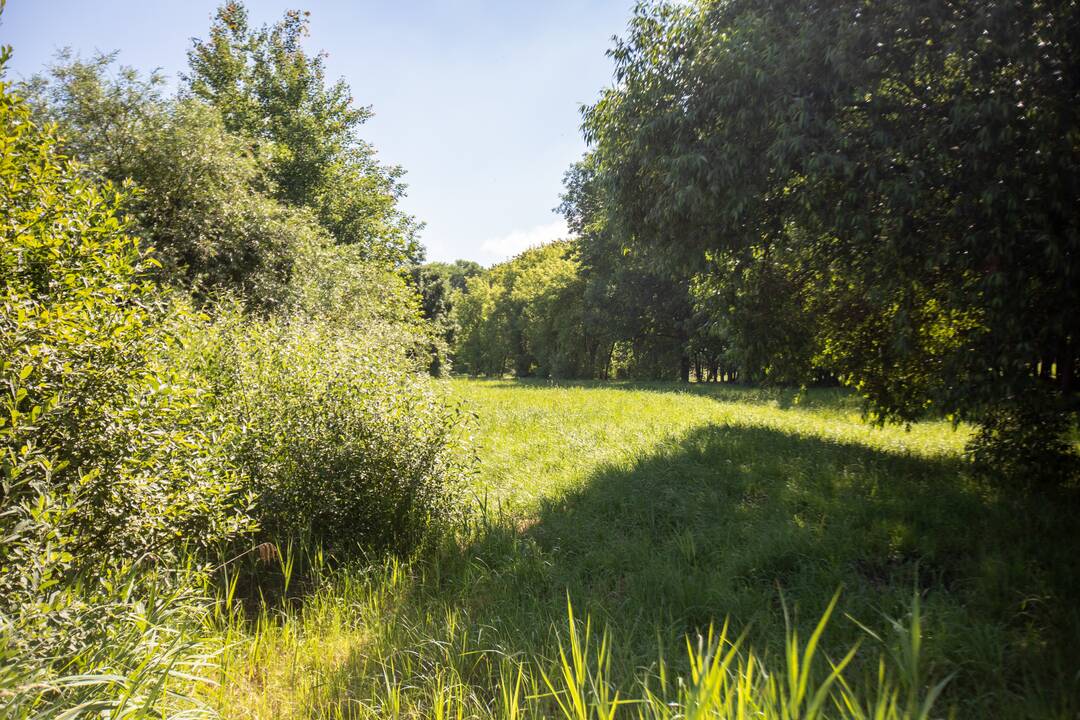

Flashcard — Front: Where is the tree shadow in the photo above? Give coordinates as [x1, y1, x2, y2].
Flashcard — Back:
[439, 419, 1080, 711]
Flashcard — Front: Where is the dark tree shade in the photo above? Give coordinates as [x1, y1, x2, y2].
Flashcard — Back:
[581, 0, 1080, 483]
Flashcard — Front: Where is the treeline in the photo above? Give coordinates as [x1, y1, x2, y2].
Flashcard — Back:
[1, 3, 468, 715]
[445, 236, 810, 385]
[440, 0, 1079, 486]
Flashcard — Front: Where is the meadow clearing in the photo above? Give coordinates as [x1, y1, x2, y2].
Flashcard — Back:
[6, 2, 1080, 717]
[209, 379, 1078, 719]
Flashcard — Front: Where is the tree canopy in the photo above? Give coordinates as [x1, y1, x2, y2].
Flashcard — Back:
[186, 1, 422, 264]
[572, 0, 1079, 483]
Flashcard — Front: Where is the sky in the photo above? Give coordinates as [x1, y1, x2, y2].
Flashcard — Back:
[1, 0, 635, 264]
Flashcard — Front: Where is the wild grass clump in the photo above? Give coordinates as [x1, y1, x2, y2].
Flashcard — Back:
[0, 563, 222, 719]
[207, 547, 944, 720]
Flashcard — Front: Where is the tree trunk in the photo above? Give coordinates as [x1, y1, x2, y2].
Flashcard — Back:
[1040, 356, 1053, 380]
[1059, 338, 1075, 395]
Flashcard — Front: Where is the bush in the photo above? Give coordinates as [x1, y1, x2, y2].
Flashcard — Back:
[2, 27, 471, 715]
[174, 274, 472, 555]
[25, 54, 324, 311]
[0, 47, 252, 711]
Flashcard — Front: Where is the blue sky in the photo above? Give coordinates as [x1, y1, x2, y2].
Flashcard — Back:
[2, 0, 634, 264]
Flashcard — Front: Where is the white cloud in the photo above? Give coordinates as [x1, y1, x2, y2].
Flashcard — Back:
[479, 219, 569, 263]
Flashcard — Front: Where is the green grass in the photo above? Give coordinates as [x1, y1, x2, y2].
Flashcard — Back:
[207, 379, 1080, 719]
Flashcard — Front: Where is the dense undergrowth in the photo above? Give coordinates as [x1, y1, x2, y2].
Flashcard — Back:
[0, 43, 469, 716]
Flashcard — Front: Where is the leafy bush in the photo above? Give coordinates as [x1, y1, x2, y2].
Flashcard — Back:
[174, 274, 472, 554]
[1, 48, 471, 716]
[0, 45, 252, 711]
[25, 54, 324, 311]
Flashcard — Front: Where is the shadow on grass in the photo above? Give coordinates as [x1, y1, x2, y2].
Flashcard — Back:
[279, 381, 1077, 716]
[434, 417, 1080, 715]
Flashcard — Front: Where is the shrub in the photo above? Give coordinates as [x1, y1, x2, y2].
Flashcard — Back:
[174, 279, 472, 555]
[2, 23, 472, 714]
[1, 47, 251, 709]
[25, 54, 324, 311]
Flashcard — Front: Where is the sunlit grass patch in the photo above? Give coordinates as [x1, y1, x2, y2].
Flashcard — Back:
[207, 379, 1078, 718]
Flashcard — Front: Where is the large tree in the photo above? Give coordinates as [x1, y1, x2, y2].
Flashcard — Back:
[560, 158, 697, 381]
[186, 2, 421, 264]
[583, 0, 1080, 482]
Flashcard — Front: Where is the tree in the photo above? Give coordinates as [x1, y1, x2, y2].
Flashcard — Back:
[452, 270, 509, 376]
[186, 1, 421, 264]
[560, 158, 694, 381]
[510, 242, 588, 378]
[407, 260, 484, 374]
[450, 243, 590, 379]
[25, 53, 324, 310]
[582, 0, 1080, 482]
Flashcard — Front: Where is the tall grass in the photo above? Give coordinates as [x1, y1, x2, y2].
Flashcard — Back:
[202, 379, 1078, 718]
[204, 549, 941, 720]
[0, 563, 220, 719]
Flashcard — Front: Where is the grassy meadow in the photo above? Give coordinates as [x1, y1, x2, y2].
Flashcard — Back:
[7, 4, 1080, 717]
[206, 379, 1079, 719]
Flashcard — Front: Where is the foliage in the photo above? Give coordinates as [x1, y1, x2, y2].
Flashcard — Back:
[407, 260, 484, 375]
[1, 21, 470, 714]
[508, 243, 588, 378]
[564, 158, 742, 383]
[452, 270, 510, 376]
[691, 248, 820, 385]
[452, 242, 589, 378]
[6, 0, 1080, 714]
[579, 0, 1080, 483]
[185, 1, 422, 264]
[25, 52, 327, 311]
[965, 390, 1080, 492]
[0, 43, 251, 713]
[0, 47, 250, 600]
[172, 282, 471, 555]
[200, 379, 1079, 718]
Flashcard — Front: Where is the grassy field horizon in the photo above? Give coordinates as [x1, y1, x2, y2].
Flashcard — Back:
[211, 378, 1079, 718]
